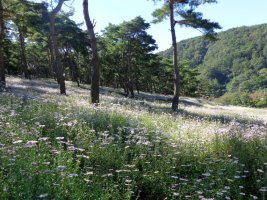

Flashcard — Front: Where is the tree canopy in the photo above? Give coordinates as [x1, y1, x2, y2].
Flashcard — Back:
[160, 24, 267, 97]
[1, 0, 265, 107]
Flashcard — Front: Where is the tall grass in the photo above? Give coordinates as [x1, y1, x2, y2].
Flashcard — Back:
[0, 88, 266, 199]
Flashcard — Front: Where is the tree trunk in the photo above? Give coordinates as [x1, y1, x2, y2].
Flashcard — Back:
[65, 51, 80, 87]
[125, 42, 135, 98]
[49, 0, 66, 95]
[18, 27, 30, 79]
[47, 36, 56, 80]
[135, 79, 140, 94]
[0, 0, 5, 90]
[169, 2, 180, 111]
[127, 81, 134, 98]
[83, 0, 100, 104]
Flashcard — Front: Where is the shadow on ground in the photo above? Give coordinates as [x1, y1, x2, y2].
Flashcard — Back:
[3, 77, 265, 126]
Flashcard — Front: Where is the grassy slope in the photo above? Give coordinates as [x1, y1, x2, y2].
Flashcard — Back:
[0, 77, 266, 199]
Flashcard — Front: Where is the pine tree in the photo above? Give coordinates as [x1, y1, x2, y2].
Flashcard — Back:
[152, 0, 221, 111]
[83, 0, 100, 104]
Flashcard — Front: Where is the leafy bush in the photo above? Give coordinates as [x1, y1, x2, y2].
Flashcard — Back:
[217, 90, 267, 107]
[250, 90, 267, 108]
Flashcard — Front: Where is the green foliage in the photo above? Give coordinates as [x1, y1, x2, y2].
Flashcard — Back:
[152, 0, 221, 39]
[138, 57, 201, 96]
[250, 90, 267, 107]
[197, 77, 225, 97]
[217, 90, 267, 108]
[3, 1, 91, 81]
[160, 24, 267, 99]
[99, 16, 158, 96]
[151, 4, 169, 23]
[217, 92, 254, 107]
[179, 60, 200, 96]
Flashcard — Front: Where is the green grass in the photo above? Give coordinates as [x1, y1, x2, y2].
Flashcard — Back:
[0, 79, 266, 199]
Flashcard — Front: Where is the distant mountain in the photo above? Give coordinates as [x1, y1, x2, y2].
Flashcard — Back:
[159, 24, 267, 96]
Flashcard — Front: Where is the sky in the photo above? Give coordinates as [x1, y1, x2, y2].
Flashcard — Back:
[51, 0, 267, 52]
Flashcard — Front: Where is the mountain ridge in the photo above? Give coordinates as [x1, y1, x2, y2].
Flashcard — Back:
[159, 23, 267, 96]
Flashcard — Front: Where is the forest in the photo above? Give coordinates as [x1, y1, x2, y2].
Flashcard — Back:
[1, 1, 266, 107]
[0, 0, 266, 199]
[160, 24, 267, 107]
[0, 1, 203, 104]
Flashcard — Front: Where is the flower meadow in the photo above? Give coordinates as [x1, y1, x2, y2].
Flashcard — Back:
[0, 77, 266, 199]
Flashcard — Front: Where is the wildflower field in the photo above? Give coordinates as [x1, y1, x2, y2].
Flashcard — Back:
[0, 77, 266, 199]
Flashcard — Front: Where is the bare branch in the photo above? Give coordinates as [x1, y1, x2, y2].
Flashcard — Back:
[92, 19, 96, 28]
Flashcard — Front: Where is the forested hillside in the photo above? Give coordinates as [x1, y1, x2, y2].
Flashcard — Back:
[160, 24, 267, 105]
[1, 1, 267, 199]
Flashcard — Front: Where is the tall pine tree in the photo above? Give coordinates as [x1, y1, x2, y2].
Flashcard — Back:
[83, 0, 100, 104]
[49, 0, 67, 95]
[152, 0, 221, 111]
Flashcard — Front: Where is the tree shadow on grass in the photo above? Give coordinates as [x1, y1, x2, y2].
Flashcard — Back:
[176, 109, 265, 126]
[124, 93, 265, 126]
[108, 95, 265, 126]
[4, 77, 265, 126]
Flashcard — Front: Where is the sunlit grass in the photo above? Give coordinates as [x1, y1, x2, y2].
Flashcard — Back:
[0, 77, 266, 199]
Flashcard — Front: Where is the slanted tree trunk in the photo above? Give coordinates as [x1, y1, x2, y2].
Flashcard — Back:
[49, 0, 66, 95]
[18, 26, 30, 79]
[169, 2, 180, 111]
[83, 0, 100, 104]
[0, 0, 5, 90]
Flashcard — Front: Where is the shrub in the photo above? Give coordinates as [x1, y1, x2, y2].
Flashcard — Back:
[217, 92, 253, 106]
[216, 90, 267, 107]
[249, 90, 267, 108]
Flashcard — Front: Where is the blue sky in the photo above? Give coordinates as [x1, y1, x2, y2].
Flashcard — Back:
[54, 0, 267, 51]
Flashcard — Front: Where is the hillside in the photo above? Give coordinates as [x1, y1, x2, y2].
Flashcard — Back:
[0, 77, 266, 199]
[159, 24, 267, 96]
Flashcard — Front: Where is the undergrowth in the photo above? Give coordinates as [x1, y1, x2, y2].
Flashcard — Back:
[0, 95, 266, 199]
